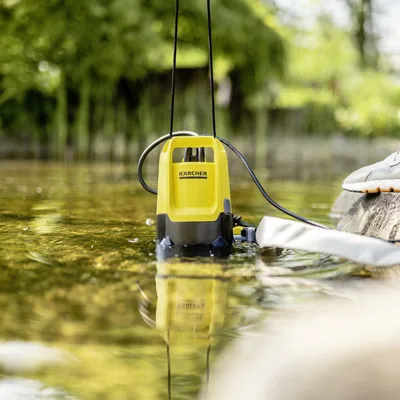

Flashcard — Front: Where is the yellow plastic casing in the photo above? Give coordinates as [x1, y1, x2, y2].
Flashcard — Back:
[156, 136, 231, 222]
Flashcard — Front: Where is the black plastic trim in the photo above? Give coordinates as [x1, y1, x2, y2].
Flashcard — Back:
[156, 213, 233, 246]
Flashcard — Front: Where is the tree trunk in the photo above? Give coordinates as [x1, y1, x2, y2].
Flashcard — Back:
[347, 0, 378, 68]
[255, 107, 268, 170]
[104, 90, 115, 161]
[75, 74, 91, 160]
[54, 71, 68, 160]
[356, 0, 367, 67]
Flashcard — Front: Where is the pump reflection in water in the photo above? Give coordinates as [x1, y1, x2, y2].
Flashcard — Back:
[155, 263, 228, 344]
[139, 262, 230, 399]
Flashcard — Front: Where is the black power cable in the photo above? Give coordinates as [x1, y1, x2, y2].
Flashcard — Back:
[137, 131, 198, 195]
[137, 132, 328, 229]
[137, 0, 327, 230]
[217, 137, 327, 229]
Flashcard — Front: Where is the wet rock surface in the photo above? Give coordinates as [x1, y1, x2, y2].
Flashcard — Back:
[334, 191, 400, 241]
[330, 191, 363, 221]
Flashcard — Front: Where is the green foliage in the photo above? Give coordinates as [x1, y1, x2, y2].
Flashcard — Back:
[145, 0, 284, 87]
[0, 0, 285, 158]
[275, 16, 400, 137]
[1, 0, 399, 157]
[0, 0, 285, 94]
[337, 70, 400, 136]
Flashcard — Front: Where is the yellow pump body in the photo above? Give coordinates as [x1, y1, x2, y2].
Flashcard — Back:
[156, 136, 233, 248]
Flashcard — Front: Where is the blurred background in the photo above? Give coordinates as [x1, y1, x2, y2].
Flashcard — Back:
[2, 2, 399, 398]
[1, 0, 399, 178]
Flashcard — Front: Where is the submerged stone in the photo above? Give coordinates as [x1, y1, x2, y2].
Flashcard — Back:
[0, 341, 71, 373]
[0, 378, 77, 400]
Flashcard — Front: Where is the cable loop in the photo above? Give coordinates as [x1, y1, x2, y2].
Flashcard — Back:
[137, 131, 199, 195]
[140, 1, 325, 230]
[216, 137, 327, 229]
[137, 134, 327, 229]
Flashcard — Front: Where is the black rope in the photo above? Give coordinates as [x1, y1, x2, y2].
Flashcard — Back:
[169, 0, 216, 137]
[207, 0, 217, 138]
[169, 0, 180, 138]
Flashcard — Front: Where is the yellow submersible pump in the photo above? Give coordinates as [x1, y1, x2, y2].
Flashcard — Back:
[156, 135, 233, 248]
[137, 0, 327, 257]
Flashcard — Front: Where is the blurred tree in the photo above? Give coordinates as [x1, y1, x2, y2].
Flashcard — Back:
[1, 0, 160, 158]
[273, 5, 400, 138]
[344, 0, 379, 68]
[0, 0, 285, 159]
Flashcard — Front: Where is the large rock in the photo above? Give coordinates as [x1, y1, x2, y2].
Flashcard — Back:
[201, 283, 400, 400]
[333, 191, 400, 242]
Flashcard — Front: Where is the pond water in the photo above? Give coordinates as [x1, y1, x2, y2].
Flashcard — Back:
[0, 161, 370, 399]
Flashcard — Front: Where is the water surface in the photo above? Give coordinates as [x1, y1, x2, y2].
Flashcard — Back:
[0, 161, 367, 399]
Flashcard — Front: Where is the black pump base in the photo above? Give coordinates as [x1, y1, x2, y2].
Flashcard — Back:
[156, 241, 232, 260]
[156, 213, 233, 247]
